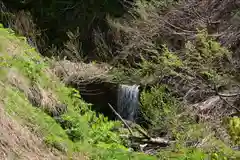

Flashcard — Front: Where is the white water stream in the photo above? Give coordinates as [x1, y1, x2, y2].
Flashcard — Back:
[117, 84, 140, 122]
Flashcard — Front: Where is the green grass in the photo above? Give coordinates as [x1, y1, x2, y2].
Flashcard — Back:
[0, 22, 239, 159]
[0, 23, 159, 159]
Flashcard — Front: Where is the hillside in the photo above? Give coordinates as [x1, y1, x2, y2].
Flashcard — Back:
[0, 0, 240, 159]
[0, 25, 158, 159]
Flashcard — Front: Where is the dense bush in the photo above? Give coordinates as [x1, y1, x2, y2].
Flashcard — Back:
[140, 85, 180, 131]
[140, 84, 240, 159]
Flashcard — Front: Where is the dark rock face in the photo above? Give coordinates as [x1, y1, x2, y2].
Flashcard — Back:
[81, 82, 118, 120]
[67, 78, 151, 125]
[68, 79, 118, 120]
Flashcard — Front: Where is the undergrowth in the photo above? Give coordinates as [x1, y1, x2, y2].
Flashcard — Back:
[2, 21, 238, 160]
[0, 24, 157, 159]
[140, 85, 240, 159]
[0, 0, 240, 159]
[112, 29, 232, 86]
[228, 117, 240, 145]
[140, 85, 180, 131]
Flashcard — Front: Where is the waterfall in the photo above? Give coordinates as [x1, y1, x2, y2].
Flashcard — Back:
[117, 84, 140, 122]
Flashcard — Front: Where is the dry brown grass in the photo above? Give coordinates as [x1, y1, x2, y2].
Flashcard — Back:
[51, 60, 113, 83]
[0, 36, 21, 57]
[9, 10, 41, 50]
[29, 84, 65, 116]
[12, 11, 37, 38]
[7, 68, 31, 95]
[0, 103, 65, 160]
[7, 68, 66, 117]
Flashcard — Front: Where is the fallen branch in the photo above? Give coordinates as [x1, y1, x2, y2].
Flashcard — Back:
[135, 125, 151, 139]
[217, 92, 240, 97]
[108, 103, 151, 139]
[130, 136, 172, 146]
[108, 103, 172, 147]
[219, 96, 240, 113]
[213, 84, 240, 113]
[108, 103, 133, 135]
[123, 120, 152, 139]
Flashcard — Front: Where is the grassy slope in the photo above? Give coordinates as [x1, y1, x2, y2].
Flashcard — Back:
[0, 23, 86, 159]
[0, 23, 239, 160]
[0, 24, 156, 159]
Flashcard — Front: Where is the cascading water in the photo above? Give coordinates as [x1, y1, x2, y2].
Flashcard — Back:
[117, 84, 140, 122]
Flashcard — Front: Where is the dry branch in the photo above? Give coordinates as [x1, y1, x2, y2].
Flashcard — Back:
[108, 103, 133, 135]
[219, 96, 240, 113]
[213, 84, 240, 113]
[130, 136, 171, 146]
[217, 92, 240, 97]
[108, 103, 172, 147]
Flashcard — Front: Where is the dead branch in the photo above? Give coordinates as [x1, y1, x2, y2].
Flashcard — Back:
[213, 84, 240, 113]
[124, 119, 152, 139]
[217, 92, 240, 97]
[108, 103, 133, 135]
[134, 125, 151, 139]
[108, 103, 172, 146]
[130, 136, 172, 146]
[219, 96, 240, 113]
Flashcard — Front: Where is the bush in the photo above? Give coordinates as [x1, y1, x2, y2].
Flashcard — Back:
[184, 30, 231, 76]
[228, 116, 240, 145]
[140, 85, 180, 132]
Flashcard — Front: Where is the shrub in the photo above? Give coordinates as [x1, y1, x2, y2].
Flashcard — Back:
[184, 30, 230, 75]
[228, 116, 240, 145]
[140, 85, 180, 132]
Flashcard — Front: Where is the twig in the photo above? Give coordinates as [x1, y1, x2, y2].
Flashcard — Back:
[130, 136, 171, 146]
[108, 103, 133, 135]
[219, 96, 240, 113]
[213, 83, 240, 97]
[213, 83, 240, 112]
[161, 19, 197, 33]
[134, 125, 151, 139]
[217, 92, 240, 97]
[108, 103, 172, 146]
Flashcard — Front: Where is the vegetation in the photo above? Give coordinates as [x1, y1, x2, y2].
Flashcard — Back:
[0, 25, 157, 159]
[0, 0, 240, 159]
[141, 85, 240, 159]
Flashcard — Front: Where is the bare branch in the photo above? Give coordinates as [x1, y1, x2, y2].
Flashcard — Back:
[108, 103, 133, 135]
[217, 92, 240, 97]
[213, 83, 240, 113]
[219, 96, 240, 113]
[130, 136, 172, 146]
